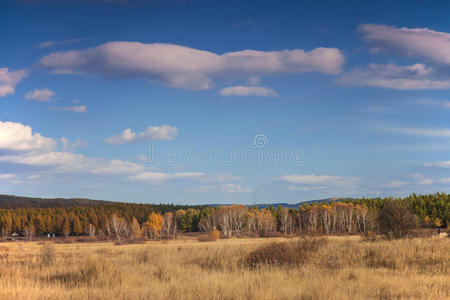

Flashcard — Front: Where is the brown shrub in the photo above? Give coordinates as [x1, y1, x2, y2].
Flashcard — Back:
[198, 228, 220, 242]
[260, 231, 284, 238]
[241, 239, 326, 269]
[378, 199, 418, 239]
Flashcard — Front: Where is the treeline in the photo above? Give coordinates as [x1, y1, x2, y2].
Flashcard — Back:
[343, 193, 449, 227]
[0, 203, 201, 240]
[0, 193, 448, 240]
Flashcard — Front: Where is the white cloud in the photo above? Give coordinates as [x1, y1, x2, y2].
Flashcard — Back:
[91, 160, 145, 175]
[52, 105, 87, 113]
[337, 63, 450, 90]
[60, 137, 88, 150]
[359, 24, 450, 65]
[130, 171, 205, 184]
[412, 98, 450, 109]
[0, 68, 28, 97]
[425, 161, 450, 168]
[0, 121, 242, 190]
[105, 125, 177, 145]
[383, 127, 450, 137]
[25, 88, 55, 102]
[344, 25, 450, 90]
[278, 174, 359, 185]
[417, 178, 433, 185]
[219, 86, 278, 97]
[130, 172, 245, 187]
[385, 180, 410, 188]
[187, 182, 252, 193]
[0, 173, 16, 180]
[199, 174, 242, 183]
[0, 121, 56, 152]
[438, 178, 450, 184]
[37, 39, 83, 49]
[221, 183, 253, 193]
[0, 151, 92, 170]
[287, 185, 327, 191]
[39, 42, 344, 90]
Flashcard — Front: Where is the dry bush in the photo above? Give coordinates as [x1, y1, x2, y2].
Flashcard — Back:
[241, 239, 326, 269]
[378, 199, 418, 239]
[197, 228, 220, 242]
[260, 231, 284, 238]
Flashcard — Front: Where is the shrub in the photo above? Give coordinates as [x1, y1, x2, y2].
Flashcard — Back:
[241, 239, 326, 269]
[198, 227, 220, 242]
[378, 199, 418, 239]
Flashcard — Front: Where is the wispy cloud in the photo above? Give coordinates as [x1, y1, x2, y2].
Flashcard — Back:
[36, 38, 83, 49]
[359, 24, 450, 65]
[60, 137, 88, 150]
[52, 105, 87, 113]
[337, 63, 450, 90]
[219, 86, 278, 97]
[277, 174, 361, 190]
[425, 161, 450, 168]
[438, 177, 450, 184]
[187, 183, 252, 193]
[384, 180, 410, 188]
[105, 125, 178, 145]
[24, 88, 55, 102]
[411, 98, 450, 109]
[383, 127, 450, 137]
[339, 24, 450, 90]
[0, 68, 28, 97]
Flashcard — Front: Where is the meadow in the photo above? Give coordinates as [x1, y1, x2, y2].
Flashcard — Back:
[0, 236, 448, 300]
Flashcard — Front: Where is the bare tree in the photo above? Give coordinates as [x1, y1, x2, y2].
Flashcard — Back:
[245, 210, 257, 236]
[216, 207, 232, 238]
[24, 225, 35, 241]
[321, 205, 331, 234]
[278, 207, 293, 235]
[162, 212, 177, 239]
[109, 214, 127, 242]
[198, 214, 215, 233]
[86, 224, 96, 238]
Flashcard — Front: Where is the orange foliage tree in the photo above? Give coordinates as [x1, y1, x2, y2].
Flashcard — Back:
[146, 212, 163, 240]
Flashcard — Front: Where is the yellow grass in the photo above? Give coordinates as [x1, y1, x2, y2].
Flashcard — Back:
[0, 236, 448, 299]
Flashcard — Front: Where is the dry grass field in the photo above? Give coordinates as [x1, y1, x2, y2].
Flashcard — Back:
[0, 236, 448, 300]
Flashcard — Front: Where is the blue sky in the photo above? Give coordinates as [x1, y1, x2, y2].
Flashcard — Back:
[1, 0, 450, 204]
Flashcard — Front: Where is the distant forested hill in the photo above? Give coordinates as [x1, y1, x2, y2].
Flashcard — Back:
[0, 194, 112, 209]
